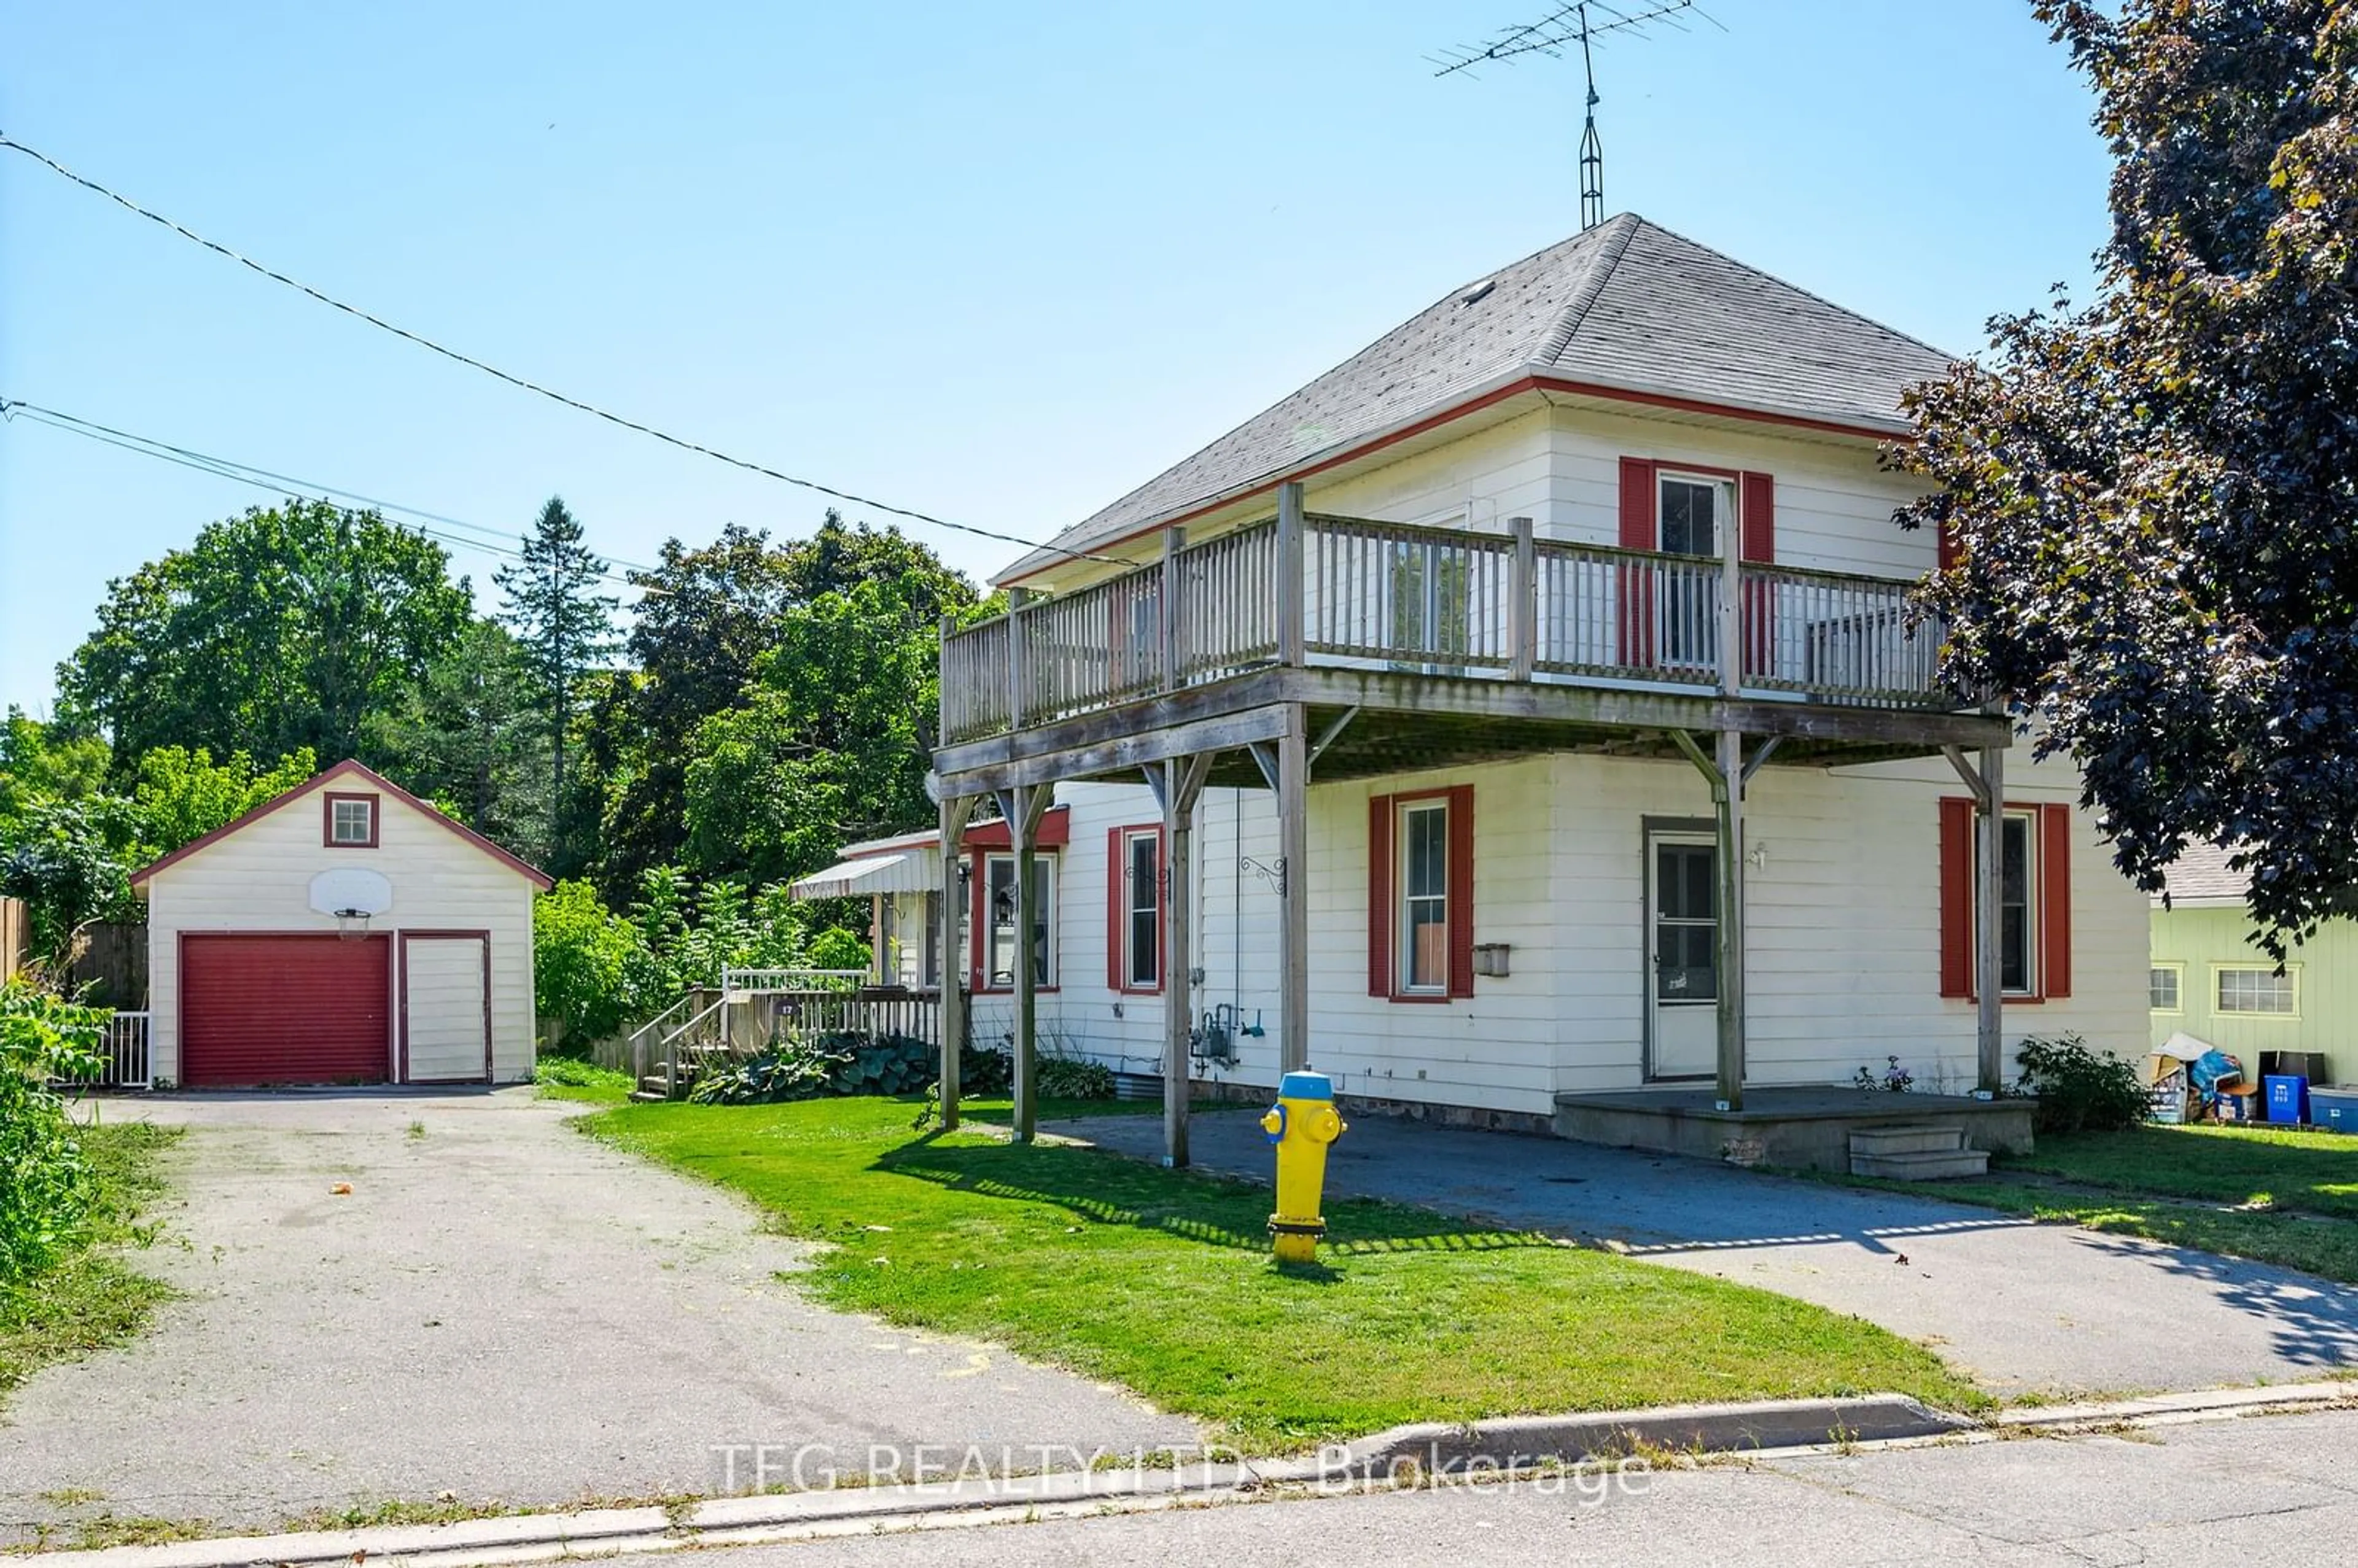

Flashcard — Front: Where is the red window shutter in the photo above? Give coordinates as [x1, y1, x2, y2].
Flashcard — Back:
[1618, 457, 1658, 549]
[1937, 518, 1961, 572]
[1617, 457, 1659, 669]
[1939, 797, 1975, 998]
[1447, 784, 1476, 998]
[2041, 804, 2072, 999]
[1368, 794, 1394, 997]
[1739, 472, 1775, 562]
[1739, 472, 1776, 678]
[1105, 827, 1127, 992]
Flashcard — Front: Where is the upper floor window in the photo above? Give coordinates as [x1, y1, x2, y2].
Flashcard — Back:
[1656, 473, 1727, 557]
[325, 793, 378, 848]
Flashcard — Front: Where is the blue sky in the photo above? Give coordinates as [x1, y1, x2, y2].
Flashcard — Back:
[0, 1, 2111, 713]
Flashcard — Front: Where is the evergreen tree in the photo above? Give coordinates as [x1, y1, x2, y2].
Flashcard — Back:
[496, 497, 617, 865]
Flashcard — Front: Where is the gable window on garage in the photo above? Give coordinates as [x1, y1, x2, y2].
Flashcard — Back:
[324, 793, 378, 848]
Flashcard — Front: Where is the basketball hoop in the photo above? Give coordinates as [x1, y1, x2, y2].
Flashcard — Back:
[333, 907, 372, 941]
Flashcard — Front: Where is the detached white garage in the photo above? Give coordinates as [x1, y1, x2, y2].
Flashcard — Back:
[130, 759, 548, 1089]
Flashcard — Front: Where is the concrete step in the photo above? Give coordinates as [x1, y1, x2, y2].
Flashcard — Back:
[627, 1089, 669, 1104]
[1848, 1124, 1967, 1157]
[1850, 1147, 1991, 1181]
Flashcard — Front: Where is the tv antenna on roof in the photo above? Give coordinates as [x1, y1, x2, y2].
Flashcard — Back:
[1431, 1, 1723, 232]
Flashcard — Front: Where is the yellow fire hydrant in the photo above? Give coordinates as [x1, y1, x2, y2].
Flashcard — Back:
[1261, 1069, 1346, 1263]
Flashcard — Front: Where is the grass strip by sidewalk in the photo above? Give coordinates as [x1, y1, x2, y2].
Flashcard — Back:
[1840, 1123, 2358, 1284]
[1, 1120, 179, 1405]
[585, 1096, 1980, 1451]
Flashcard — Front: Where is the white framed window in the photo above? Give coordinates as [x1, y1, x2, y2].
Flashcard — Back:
[1398, 798, 1450, 995]
[325, 793, 377, 847]
[2214, 964, 2298, 1017]
[2149, 962, 2184, 1014]
[1118, 828, 1161, 992]
[983, 853, 1056, 990]
[1655, 472, 1733, 669]
[1976, 810, 2039, 996]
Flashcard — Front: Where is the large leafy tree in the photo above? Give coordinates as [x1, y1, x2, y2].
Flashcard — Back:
[496, 497, 617, 866]
[589, 514, 974, 900]
[367, 619, 548, 848]
[58, 500, 472, 766]
[681, 576, 957, 883]
[1899, 0, 2357, 951]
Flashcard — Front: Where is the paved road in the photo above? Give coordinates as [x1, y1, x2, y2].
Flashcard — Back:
[597, 1406, 2358, 1567]
[1057, 1109, 2358, 1398]
[0, 1092, 1194, 1542]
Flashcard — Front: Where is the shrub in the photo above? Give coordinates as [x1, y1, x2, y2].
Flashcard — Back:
[2015, 1033, 2149, 1134]
[806, 927, 871, 974]
[959, 1044, 1013, 1098]
[533, 880, 653, 1049]
[820, 1031, 933, 1096]
[688, 1038, 843, 1105]
[0, 981, 109, 1284]
[1038, 1056, 1117, 1100]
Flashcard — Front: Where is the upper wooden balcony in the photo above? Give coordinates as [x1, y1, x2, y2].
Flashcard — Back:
[934, 501, 1999, 794]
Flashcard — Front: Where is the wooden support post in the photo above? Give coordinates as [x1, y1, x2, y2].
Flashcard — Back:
[1976, 740, 2006, 1093]
[1277, 482, 1306, 669]
[1507, 515, 1537, 683]
[937, 794, 976, 1131]
[1161, 752, 1212, 1168]
[1670, 728, 1745, 1111]
[1161, 525, 1186, 693]
[1001, 783, 1053, 1143]
[1006, 587, 1033, 731]
[1275, 704, 1310, 1073]
[1714, 726, 1746, 1111]
[1721, 489, 1743, 698]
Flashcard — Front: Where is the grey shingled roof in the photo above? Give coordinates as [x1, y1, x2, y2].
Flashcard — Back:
[2158, 842, 2251, 907]
[1006, 213, 1955, 581]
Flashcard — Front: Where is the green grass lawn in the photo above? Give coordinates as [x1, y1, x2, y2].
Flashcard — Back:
[1855, 1123, 2358, 1284]
[532, 1057, 636, 1105]
[583, 1096, 1979, 1450]
[1, 1120, 179, 1405]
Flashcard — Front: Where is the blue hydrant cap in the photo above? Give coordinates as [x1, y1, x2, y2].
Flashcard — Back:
[1279, 1070, 1334, 1100]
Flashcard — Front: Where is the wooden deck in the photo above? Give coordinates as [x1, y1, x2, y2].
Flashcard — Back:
[934, 502, 2001, 796]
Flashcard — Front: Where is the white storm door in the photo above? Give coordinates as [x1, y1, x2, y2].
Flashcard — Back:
[1648, 834, 1718, 1080]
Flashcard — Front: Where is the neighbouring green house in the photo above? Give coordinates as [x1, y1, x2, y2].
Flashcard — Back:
[2150, 842, 2346, 1081]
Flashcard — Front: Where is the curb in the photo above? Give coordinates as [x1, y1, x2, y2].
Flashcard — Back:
[30, 1386, 2343, 1568]
[1994, 1378, 2358, 1430]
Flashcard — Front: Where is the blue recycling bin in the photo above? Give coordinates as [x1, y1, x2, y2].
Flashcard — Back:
[2263, 1074, 2309, 1125]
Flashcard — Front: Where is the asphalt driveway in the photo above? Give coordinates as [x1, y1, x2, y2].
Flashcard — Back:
[1056, 1109, 2358, 1399]
[0, 1091, 1195, 1542]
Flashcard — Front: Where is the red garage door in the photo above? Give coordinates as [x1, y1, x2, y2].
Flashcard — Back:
[181, 934, 392, 1087]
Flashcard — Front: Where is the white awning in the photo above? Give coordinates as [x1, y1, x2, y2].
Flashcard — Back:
[789, 848, 940, 900]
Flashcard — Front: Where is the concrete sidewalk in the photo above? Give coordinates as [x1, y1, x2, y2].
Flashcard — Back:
[0, 1092, 1194, 1543]
[1053, 1109, 2358, 1398]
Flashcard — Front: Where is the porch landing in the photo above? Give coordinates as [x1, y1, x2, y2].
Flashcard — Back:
[1551, 1086, 2036, 1172]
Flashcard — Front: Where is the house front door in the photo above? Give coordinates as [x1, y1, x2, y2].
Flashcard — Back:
[1648, 833, 1718, 1079]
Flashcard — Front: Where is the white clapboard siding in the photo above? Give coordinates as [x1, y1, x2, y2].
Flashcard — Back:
[405, 936, 489, 1081]
[144, 776, 538, 1087]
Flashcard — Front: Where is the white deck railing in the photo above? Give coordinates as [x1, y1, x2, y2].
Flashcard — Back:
[940, 511, 1951, 743]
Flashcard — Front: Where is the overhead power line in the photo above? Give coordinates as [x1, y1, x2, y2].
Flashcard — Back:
[0, 132, 1121, 568]
[0, 395, 663, 593]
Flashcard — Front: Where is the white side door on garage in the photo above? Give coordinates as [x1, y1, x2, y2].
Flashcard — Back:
[401, 933, 491, 1083]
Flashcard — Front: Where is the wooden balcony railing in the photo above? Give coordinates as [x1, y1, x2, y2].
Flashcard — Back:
[940, 505, 1951, 745]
